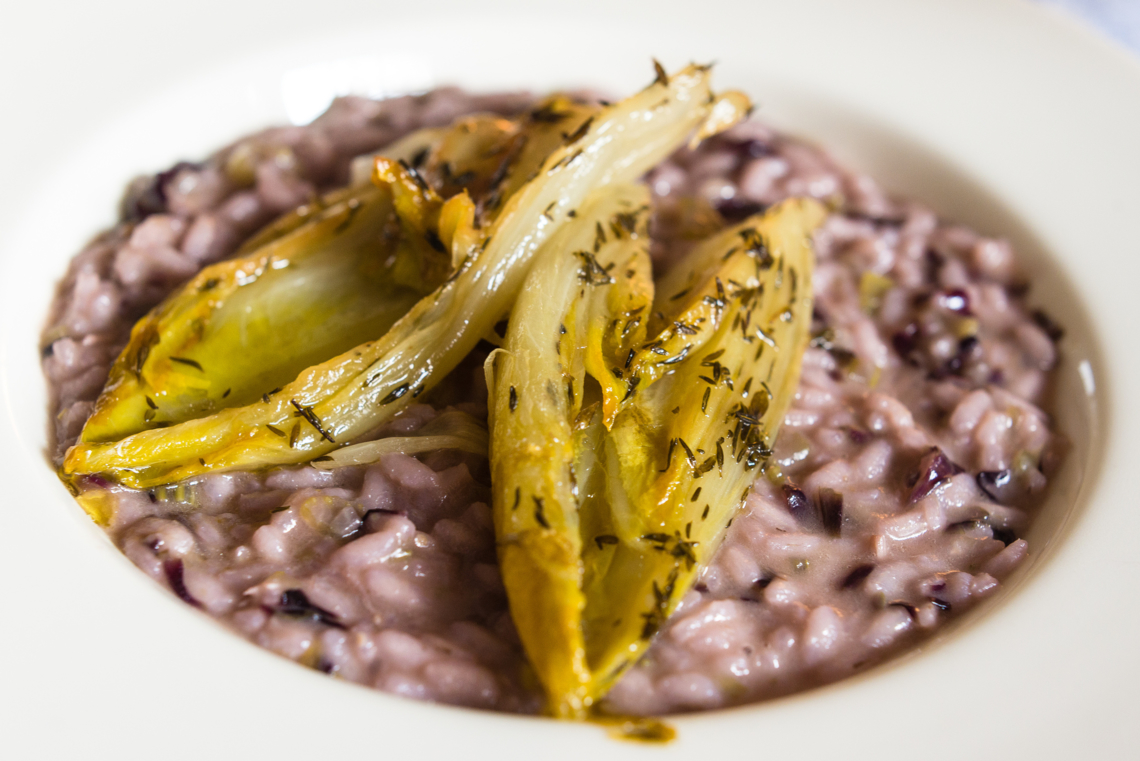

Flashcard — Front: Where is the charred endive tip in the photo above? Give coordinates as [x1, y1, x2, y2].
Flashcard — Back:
[693, 90, 753, 147]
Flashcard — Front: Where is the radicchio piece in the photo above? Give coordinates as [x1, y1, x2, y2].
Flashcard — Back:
[362, 507, 403, 521]
[843, 210, 907, 227]
[715, 197, 768, 223]
[947, 517, 1017, 546]
[943, 334, 981, 376]
[723, 136, 774, 160]
[162, 559, 200, 608]
[121, 160, 203, 221]
[909, 447, 964, 503]
[818, 487, 844, 536]
[892, 323, 921, 365]
[992, 526, 1018, 546]
[976, 469, 1012, 501]
[840, 564, 874, 590]
[84, 474, 113, 490]
[358, 507, 406, 536]
[959, 334, 981, 362]
[782, 483, 815, 526]
[739, 573, 776, 603]
[810, 307, 828, 334]
[279, 589, 344, 629]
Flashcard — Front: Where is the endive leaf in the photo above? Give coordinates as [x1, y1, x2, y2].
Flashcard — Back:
[79, 185, 447, 444]
[581, 198, 826, 699]
[312, 408, 488, 468]
[490, 197, 825, 716]
[488, 183, 652, 718]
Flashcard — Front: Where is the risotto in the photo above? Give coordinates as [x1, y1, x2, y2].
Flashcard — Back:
[41, 81, 1065, 716]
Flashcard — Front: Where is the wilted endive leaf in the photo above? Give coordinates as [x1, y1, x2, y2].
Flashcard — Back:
[79, 184, 447, 444]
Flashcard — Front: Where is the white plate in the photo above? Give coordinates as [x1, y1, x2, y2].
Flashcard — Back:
[1, 0, 1137, 758]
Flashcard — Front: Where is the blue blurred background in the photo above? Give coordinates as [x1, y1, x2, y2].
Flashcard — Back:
[1035, 0, 1140, 51]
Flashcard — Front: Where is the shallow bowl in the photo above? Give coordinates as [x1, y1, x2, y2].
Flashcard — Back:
[1, 0, 1136, 758]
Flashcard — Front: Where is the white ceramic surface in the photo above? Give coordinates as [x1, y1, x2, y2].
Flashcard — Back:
[1, 0, 1137, 758]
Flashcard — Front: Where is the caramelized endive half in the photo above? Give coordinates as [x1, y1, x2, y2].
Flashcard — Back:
[489, 197, 825, 717]
[79, 184, 446, 444]
[63, 64, 748, 492]
[580, 199, 825, 702]
[486, 183, 653, 718]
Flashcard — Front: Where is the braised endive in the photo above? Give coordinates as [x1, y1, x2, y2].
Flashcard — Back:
[63, 64, 748, 491]
[61, 63, 827, 721]
[486, 183, 654, 717]
[488, 197, 825, 717]
[79, 185, 446, 444]
[78, 102, 596, 445]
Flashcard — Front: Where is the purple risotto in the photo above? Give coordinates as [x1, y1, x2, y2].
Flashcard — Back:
[42, 75, 1065, 717]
